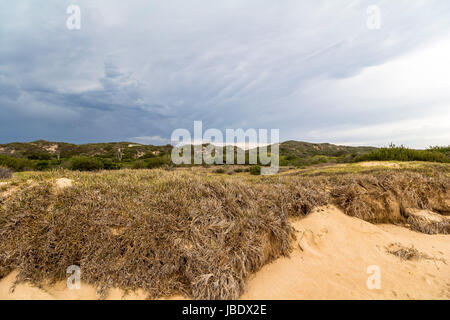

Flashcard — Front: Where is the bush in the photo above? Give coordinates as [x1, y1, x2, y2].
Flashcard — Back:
[132, 160, 147, 169]
[0, 155, 35, 171]
[0, 167, 12, 179]
[213, 168, 225, 174]
[36, 160, 50, 171]
[101, 159, 121, 170]
[355, 145, 449, 163]
[145, 157, 169, 169]
[25, 152, 52, 160]
[428, 146, 450, 157]
[70, 157, 104, 171]
[249, 165, 261, 175]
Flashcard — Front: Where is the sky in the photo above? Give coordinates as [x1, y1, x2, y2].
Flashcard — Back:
[1, 0, 449, 148]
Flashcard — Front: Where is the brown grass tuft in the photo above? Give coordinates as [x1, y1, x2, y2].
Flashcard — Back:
[329, 171, 450, 224]
[386, 243, 425, 261]
[404, 209, 450, 235]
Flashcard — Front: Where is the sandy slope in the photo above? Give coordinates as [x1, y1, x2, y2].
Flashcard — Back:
[1, 206, 449, 300]
[243, 206, 449, 299]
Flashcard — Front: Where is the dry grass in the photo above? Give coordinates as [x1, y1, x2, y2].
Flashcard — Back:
[0, 164, 449, 299]
[330, 171, 450, 225]
[0, 171, 294, 299]
[386, 242, 447, 264]
[386, 243, 426, 261]
[404, 209, 450, 235]
[0, 167, 12, 180]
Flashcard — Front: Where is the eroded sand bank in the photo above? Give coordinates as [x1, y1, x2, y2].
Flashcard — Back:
[1, 206, 449, 300]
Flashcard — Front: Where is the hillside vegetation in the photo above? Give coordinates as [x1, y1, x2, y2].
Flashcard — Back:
[0, 140, 449, 172]
[0, 163, 449, 299]
[354, 144, 450, 163]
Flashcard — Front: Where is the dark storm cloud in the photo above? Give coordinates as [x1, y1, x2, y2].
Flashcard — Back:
[1, 0, 450, 147]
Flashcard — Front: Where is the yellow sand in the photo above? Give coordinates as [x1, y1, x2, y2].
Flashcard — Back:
[1, 206, 449, 300]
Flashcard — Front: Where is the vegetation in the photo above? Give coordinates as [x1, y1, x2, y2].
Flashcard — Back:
[354, 144, 449, 163]
[70, 157, 105, 171]
[278, 140, 375, 166]
[0, 167, 12, 179]
[249, 165, 261, 175]
[428, 146, 450, 157]
[0, 141, 172, 172]
[0, 164, 448, 299]
[0, 140, 449, 172]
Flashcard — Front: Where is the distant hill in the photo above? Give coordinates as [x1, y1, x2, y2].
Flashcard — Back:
[279, 140, 376, 157]
[0, 140, 172, 160]
[277, 140, 377, 166]
[1, 139, 448, 171]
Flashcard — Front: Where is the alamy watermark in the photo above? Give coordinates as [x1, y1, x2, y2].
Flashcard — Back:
[66, 5, 81, 30]
[366, 5, 381, 30]
[366, 265, 381, 290]
[171, 121, 279, 174]
[67, 265, 81, 289]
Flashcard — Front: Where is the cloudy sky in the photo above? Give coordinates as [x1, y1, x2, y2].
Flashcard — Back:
[1, 0, 449, 148]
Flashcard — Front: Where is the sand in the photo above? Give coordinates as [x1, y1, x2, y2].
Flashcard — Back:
[1, 206, 449, 300]
[55, 178, 73, 190]
[359, 161, 401, 168]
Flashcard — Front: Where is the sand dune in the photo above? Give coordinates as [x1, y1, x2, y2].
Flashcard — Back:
[242, 206, 449, 300]
[1, 206, 448, 300]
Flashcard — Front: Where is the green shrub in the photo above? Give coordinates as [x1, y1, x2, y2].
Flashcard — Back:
[354, 145, 449, 163]
[0, 167, 12, 179]
[145, 157, 168, 169]
[25, 152, 52, 160]
[0, 154, 35, 171]
[70, 157, 104, 171]
[36, 160, 50, 171]
[101, 159, 121, 170]
[249, 165, 261, 175]
[428, 146, 450, 157]
[213, 168, 225, 174]
[132, 160, 147, 169]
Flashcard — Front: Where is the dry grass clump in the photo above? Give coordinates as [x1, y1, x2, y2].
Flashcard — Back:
[404, 209, 450, 235]
[257, 177, 330, 218]
[0, 170, 293, 299]
[386, 243, 426, 261]
[0, 167, 12, 179]
[329, 171, 450, 224]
